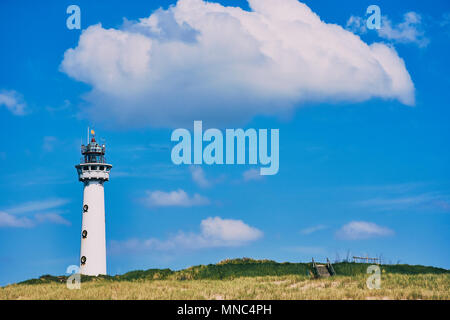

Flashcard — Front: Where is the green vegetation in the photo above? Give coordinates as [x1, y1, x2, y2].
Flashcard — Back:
[333, 262, 448, 276]
[14, 258, 449, 285]
[2, 273, 449, 300]
[1, 259, 449, 300]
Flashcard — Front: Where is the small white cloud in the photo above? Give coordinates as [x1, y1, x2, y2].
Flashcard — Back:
[346, 15, 367, 34]
[110, 216, 263, 253]
[0, 211, 34, 228]
[5, 198, 70, 215]
[355, 193, 450, 212]
[34, 213, 71, 226]
[347, 11, 428, 48]
[143, 189, 210, 207]
[242, 168, 263, 182]
[190, 166, 211, 188]
[378, 12, 429, 47]
[336, 221, 394, 240]
[201, 217, 263, 243]
[190, 166, 226, 187]
[0, 199, 71, 228]
[300, 224, 328, 235]
[0, 90, 27, 116]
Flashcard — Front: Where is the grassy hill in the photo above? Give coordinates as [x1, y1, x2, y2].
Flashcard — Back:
[2, 258, 449, 300]
[17, 257, 450, 285]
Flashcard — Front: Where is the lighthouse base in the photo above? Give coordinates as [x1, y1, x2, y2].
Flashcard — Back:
[79, 180, 107, 276]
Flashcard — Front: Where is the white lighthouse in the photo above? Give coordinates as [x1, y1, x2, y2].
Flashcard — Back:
[75, 130, 112, 276]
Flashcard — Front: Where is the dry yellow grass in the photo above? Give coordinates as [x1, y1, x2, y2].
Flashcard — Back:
[1, 273, 449, 300]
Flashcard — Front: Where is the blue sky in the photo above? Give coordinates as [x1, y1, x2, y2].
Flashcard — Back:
[0, 0, 449, 285]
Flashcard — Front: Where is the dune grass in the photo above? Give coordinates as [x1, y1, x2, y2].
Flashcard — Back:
[15, 258, 449, 285]
[1, 273, 449, 300]
[1, 259, 449, 300]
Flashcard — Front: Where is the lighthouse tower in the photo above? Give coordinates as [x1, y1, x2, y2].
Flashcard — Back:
[75, 130, 112, 276]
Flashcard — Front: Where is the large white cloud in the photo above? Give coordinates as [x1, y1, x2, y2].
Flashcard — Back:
[61, 0, 415, 128]
[110, 216, 263, 253]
